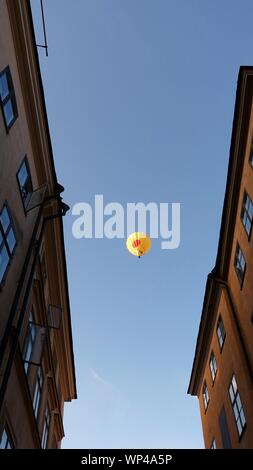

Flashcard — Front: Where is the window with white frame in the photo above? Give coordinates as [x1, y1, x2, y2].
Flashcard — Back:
[209, 351, 218, 383]
[228, 375, 246, 438]
[217, 316, 226, 350]
[234, 243, 246, 287]
[0, 204, 17, 285]
[202, 381, 209, 411]
[241, 191, 253, 237]
[0, 66, 17, 130]
[17, 158, 33, 209]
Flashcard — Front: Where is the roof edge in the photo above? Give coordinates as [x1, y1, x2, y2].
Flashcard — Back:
[25, 0, 77, 398]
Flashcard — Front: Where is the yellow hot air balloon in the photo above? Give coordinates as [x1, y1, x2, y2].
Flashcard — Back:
[126, 232, 151, 258]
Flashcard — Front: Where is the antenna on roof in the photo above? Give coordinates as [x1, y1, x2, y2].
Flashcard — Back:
[36, 0, 48, 57]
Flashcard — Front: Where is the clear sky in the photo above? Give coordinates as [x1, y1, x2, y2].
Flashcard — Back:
[31, 0, 253, 449]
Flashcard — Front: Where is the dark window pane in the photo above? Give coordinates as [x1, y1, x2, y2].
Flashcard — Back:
[0, 430, 8, 449]
[217, 329, 222, 346]
[3, 100, 14, 126]
[229, 385, 234, 403]
[0, 67, 17, 130]
[236, 394, 242, 410]
[33, 382, 39, 411]
[217, 317, 226, 349]
[234, 244, 246, 286]
[41, 406, 50, 449]
[241, 255, 245, 270]
[228, 375, 246, 438]
[249, 200, 253, 217]
[24, 341, 33, 363]
[233, 403, 239, 420]
[33, 368, 43, 418]
[237, 418, 242, 436]
[209, 351, 217, 382]
[0, 205, 16, 285]
[0, 73, 9, 100]
[240, 409, 246, 427]
[17, 159, 33, 205]
[232, 375, 237, 393]
[202, 382, 209, 410]
[30, 323, 36, 342]
[23, 317, 36, 370]
[245, 218, 251, 235]
[23, 313, 45, 373]
[6, 228, 16, 253]
[17, 161, 28, 187]
[0, 245, 10, 282]
[0, 206, 10, 233]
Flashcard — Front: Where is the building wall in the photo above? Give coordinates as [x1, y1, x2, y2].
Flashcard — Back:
[197, 289, 253, 448]
[0, 0, 76, 449]
[0, 0, 39, 336]
[191, 72, 253, 449]
[227, 103, 253, 365]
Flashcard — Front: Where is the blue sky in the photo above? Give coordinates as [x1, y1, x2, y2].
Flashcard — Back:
[31, 0, 253, 448]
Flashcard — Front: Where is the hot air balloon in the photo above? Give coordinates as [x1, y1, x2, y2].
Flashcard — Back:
[126, 232, 151, 258]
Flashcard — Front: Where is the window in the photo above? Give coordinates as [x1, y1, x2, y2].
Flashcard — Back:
[229, 375, 246, 438]
[241, 191, 253, 238]
[202, 381, 209, 411]
[23, 312, 36, 374]
[0, 205, 17, 285]
[33, 367, 43, 418]
[41, 405, 50, 449]
[17, 158, 33, 209]
[0, 425, 13, 449]
[234, 243, 246, 287]
[217, 316, 226, 350]
[210, 439, 216, 449]
[209, 351, 218, 383]
[0, 66, 17, 130]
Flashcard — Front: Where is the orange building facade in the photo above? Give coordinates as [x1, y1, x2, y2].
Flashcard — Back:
[0, 0, 76, 448]
[188, 67, 253, 449]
